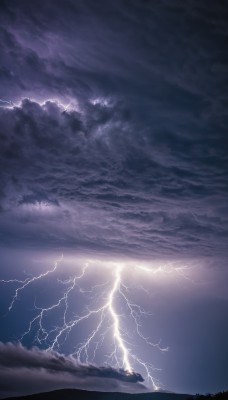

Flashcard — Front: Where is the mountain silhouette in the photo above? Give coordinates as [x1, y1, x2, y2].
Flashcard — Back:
[3, 389, 193, 400]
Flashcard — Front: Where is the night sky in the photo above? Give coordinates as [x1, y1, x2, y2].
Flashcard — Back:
[0, 0, 228, 398]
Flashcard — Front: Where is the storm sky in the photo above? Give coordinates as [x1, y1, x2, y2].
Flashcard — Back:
[0, 0, 228, 398]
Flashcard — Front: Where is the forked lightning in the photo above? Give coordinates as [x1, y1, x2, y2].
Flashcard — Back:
[1, 256, 189, 390]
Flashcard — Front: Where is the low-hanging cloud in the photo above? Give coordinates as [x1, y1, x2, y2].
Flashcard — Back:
[0, 342, 145, 398]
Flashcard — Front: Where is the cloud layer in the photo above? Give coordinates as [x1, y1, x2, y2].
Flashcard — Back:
[0, 342, 144, 398]
[0, 0, 227, 258]
[0, 96, 227, 257]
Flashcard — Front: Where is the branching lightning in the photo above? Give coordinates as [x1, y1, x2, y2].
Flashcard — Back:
[0, 98, 16, 108]
[1, 255, 63, 312]
[0, 256, 191, 391]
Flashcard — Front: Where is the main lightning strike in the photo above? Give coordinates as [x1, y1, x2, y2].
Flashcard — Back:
[0, 257, 190, 391]
[107, 264, 132, 373]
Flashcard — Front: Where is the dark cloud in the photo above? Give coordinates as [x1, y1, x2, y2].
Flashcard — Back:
[0, 96, 227, 257]
[0, 0, 227, 258]
[0, 342, 144, 398]
[0, 0, 228, 109]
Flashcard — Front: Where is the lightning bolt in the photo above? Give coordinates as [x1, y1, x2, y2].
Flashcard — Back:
[0, 98, 16, 108]
[0, 256, 191, 391]
[1, 255, 63, 312]
[105, 264, 132, 373]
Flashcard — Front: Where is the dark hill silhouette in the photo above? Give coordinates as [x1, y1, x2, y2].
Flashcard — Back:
[3, 388, 193, 400]
[195, 393, 228, 400]
[4, 388, 228, 400]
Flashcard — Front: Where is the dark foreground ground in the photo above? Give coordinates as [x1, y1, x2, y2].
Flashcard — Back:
[3, 389, 228, 400]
